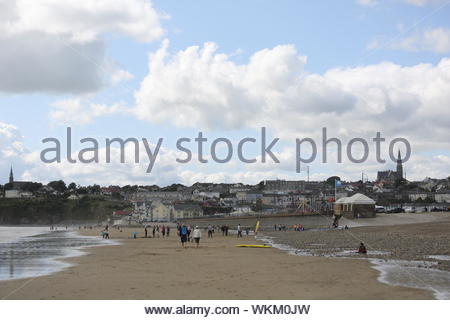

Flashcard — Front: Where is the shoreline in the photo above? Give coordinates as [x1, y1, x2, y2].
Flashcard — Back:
[254, 216, 450, 299]
[0, 225, 434, 300]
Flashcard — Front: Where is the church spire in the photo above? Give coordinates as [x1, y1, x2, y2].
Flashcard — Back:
[9, 166, 14, 184]
[396, 150, 403, 182]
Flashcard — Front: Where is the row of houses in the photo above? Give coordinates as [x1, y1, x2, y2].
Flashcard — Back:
[126, 181, 344, 221]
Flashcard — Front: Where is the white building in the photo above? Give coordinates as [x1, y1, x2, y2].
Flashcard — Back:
[4, 190, 33, 198]
[435, 192, 450, 203]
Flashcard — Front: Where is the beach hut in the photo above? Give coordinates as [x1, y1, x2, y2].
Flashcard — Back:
[333, 197, 349, 217]
[338, 193, 376, 219]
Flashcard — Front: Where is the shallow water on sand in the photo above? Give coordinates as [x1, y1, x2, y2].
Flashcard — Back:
[0, 227, 118, 281]
[371, 259, 450, 300]
[0, 226, 49, 244]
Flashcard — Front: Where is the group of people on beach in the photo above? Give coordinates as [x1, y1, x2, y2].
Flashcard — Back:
[274, 224, 304, 231]
[144, 225, 170, 238]
[101, 225, 110, 239]
[177, 223, 208, 248]
[175, 223, 252, 248]
[177, 224, 195, 248]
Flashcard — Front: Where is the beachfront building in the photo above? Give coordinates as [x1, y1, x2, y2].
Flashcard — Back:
[172, 203, 203, 219]
[128, 190, 190, 202]
[261, 193, 307, 208]
[236, 190, 263, 203]
[230, 204, 253, 216]
[334, 193, 376, 219]
[151, 202, 173, 221]
[408, 192, 432, 202]
[229, 184, 251, 194]
[434, 191, 450, 203]
[264, 179, 305, 192]
[191, 190, 220, 201]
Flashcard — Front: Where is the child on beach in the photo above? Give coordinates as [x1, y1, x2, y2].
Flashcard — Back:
[192, 226, 202, 248]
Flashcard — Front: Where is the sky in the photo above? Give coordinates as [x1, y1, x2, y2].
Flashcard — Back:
[1, 0, 450, 186]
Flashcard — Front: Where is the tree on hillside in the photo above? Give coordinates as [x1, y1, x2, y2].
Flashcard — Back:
[87, 184, 101, 194]
[48, 180, 67, 193]
[21, 182, 43, 192]
[68, 182, 77, 190]
[326, 176, 341, 185]
[122, 185, 138, 193]
[257, 181, 265, 190]
[161, 183, 185, 191]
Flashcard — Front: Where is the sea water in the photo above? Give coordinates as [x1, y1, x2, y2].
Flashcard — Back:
[0, 227, 118, 281]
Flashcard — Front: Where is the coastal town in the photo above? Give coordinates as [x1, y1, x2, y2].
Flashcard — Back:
[2, 151, 449, 225]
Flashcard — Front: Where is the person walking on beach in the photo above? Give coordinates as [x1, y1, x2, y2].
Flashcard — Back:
[152, 226, 156, 238]
[179, 224, 188, 248]
[162, 225, 166, 238]
[237, 224, 242, 238]
[187, 225, 192, 242]
[192, 226, 202, 248]
[144, 226, 148, 238]
[156, 226, 160, 238]
[166, 226, 170, 237]
[207, 224, 213, 238]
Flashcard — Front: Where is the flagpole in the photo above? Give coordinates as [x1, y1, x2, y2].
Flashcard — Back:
[334, 178, 336, 202]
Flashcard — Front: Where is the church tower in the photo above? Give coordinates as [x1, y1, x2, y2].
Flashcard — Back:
[396, 150, 403, 182]
[9, 166, 14, 183]
[9, 166, 14, 184]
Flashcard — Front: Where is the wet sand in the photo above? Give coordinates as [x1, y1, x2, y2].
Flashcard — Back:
[0, 227, 431, 300]
[264, 217, 450, 271]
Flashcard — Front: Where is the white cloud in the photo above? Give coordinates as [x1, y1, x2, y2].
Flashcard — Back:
[0, 32, 107, 94]
[356, 0, 379, 7]
[134, 41, 450, 154]
[0, 122, 28, 182]
[111, 69, 134, 85]
[49, 98, 129, 126]
[1, 0, 165, 43]
[402, 0, 449, 6]
[0, 122, 26, 159]
[373, 27, 450, 53]
[0, 0, 164, 94]
[422, 28, 450, 53]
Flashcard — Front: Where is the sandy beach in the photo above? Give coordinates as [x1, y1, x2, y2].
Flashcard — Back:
[0, 223, 434, 300]
[263, 214, 450, 271]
